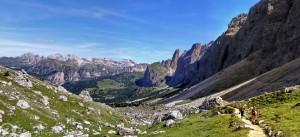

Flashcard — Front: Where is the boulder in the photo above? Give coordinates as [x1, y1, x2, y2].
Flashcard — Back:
[118, 127, 135, 136]
[108, 130, 116, 134]
[33, 124, 45, 131]
[10, 73, 32, 88]
[200, 96, 224, 109]
[213, 111, 221, 116]
[79, 90, 93, 102]
[17, 100, 30, 109]
[57, 86, 68, 93]
[59, 95, 68, 102]
[116, 123, 125, 129]
[52, 126, 64, 134]
[0, 110, 4, 115]
[0, 110, 3, 123]
[168, 110, 183, 120]
[151, 114, 163, 125]
[165, 119, 175, 127]
[19, 132, 31, 137]
[41, 96, 49, 106]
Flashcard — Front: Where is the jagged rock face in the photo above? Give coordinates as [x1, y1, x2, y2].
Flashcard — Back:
[168, 43, 209, 86]
[139, 0, 300, 90]
[170, 49, 180, 69]
[137, 43, 209, 87]
[186, 0, 300, 86]
[0, 53, 147, 85]
[136, 62, 170, 87]
[136, 50, 181, 87]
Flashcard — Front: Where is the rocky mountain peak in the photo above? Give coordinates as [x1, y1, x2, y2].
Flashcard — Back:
[120, 59, 136, 67]
[225, 13, 248, 36]
[20, 52, 43, 64]
[170, 49, 180, 69]
[47, 53, 65, 61]
[188, 43, 208, 64]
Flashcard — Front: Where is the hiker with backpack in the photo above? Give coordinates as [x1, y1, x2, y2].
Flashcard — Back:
[239, 105, 245, 119]
[251, 106, 258, 123]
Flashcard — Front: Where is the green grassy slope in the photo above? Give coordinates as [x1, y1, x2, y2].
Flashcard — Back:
[245, 89, 300, 137]
[0, 67, 122, 136]
[141, 112, 249, 137]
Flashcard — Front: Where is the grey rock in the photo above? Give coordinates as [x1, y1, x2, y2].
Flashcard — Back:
[79, 90, 93, 102]
[168, 110, 183, 120]
[59, 95, 68, 102]
[165, 119, 175, 127]
[33, 124, 45, 131]
[52, 125, 64, 134]
[118, 127, 135, 136]
[200, 96, 224, 109]
[17, 100, 30, 109]
[108, 130, 117, 134]
[19, 132, 31, 137]
[10, 72, 32, 88]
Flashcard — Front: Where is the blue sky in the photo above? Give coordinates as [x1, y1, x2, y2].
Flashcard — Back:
[0, 0, 259, 63]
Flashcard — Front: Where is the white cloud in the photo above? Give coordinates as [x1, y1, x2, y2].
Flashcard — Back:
[0, 0, 151, 25]
[0, 38, 174, 63]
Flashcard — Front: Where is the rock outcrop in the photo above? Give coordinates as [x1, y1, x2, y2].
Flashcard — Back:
[137, 43, 209, 87]
[136, 62, 170, 87]
[136, 49, 181, 87]
[79, 90, 93, 102]
[199, 96, 225, 109]
[168, 43, 209, 86]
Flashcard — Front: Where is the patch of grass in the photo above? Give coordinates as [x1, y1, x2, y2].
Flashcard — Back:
[97, 79, 124, 90]
[142, 113, 249, 137]
[246, 89, 300, 137]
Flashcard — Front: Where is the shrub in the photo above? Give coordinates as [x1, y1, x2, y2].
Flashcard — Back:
[4, 71, 10, 76]
[221, 106, 236, 114]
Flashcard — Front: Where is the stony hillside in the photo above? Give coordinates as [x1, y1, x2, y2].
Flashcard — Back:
[0, 66, 123, 136]
[0, 53, 147, 85]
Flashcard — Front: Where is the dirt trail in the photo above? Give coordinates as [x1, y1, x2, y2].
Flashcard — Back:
[242, 118, 267, 137]
[234, 109, 267, 137]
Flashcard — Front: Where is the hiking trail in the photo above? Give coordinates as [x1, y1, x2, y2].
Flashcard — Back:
[234, 109, 267, 137]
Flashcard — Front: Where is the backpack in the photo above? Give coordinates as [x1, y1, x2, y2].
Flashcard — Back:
[252, 109, 257, 115]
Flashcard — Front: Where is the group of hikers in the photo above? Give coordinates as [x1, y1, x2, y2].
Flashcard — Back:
[239, 105, 258, 123]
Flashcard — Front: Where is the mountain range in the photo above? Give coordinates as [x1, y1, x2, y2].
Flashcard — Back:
[0, 53, 147, 85]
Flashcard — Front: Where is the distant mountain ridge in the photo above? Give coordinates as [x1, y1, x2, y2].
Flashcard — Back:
[0, 53, 147, 84]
